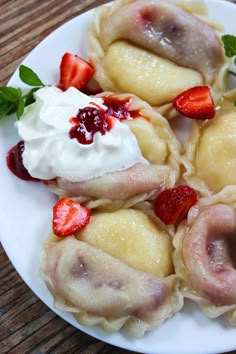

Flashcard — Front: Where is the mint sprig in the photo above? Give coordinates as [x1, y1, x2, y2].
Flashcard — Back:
[221, 34, 236, 77]
[19, 65, 45, 87]
[0, 65, 45, 120]
[221, 34, 236, 107]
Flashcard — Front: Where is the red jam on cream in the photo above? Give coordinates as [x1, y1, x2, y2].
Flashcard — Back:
[69, 106, 114, 145]
[15, 87, 147, 182]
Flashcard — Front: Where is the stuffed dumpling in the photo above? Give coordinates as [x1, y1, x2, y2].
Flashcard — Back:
[88, 0, 227, 107]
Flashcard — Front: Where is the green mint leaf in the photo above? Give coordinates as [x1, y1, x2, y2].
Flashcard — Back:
[228, 70, 236, 77]
[16, 95, 25, 119]
[221, 34, 236, 58]
[19, 65, 45, 87]
[24, 87, 39, 107]
[0, 65, 46, 120]
[0, 101, 18, 119]
[0, 86, 21, 102]
[0, 87, 22, 119]
[7, 104, 19, 116]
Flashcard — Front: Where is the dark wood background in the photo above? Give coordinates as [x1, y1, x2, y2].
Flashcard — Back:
[0, 0, 236, 353]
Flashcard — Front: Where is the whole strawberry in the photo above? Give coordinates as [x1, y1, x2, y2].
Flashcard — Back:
[154, 185, 197, 225]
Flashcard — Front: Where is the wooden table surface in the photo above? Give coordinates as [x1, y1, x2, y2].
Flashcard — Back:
[0, 0, 236, 353]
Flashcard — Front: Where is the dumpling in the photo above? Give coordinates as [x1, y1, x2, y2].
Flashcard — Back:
[95, 92, 181, 168]
[47, 91, 181, 208]
[77, 208, 174, 277]
[101, 40, 203, 106]
[41, 236, 183, 336]
[182, 92, 236, 196]
[16, 87, 181, 207]
[88, 0, 227, 107]
[173, 197, 236, 324]
[55, 163, 174, 199]
[195, 109, 236, 192]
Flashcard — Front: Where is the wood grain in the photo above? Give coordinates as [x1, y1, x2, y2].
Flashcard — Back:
[0, 0, 236, 353]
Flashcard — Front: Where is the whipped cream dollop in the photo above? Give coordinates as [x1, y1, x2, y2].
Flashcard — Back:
[15, 87, 147, 182]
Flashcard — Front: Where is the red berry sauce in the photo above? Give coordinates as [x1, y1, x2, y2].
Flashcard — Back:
[69, 106, 114, 145]
[6, 141, 40, 182]
[69, 96, 143, 145]
[102, 95, 141, 120]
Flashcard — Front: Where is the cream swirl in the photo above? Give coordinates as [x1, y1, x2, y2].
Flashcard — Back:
[15, 86, 147, 182]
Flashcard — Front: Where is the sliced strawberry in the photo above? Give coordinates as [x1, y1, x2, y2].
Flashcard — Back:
[52, 197, 91, 237]
[58, 52, 94, 91]
[154, 185, 197, 225]
[173, 86, 215, 120]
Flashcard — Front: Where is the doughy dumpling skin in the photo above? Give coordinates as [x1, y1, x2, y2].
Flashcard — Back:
[77, 208, 174, 277]
[125, 117, 167, 165]
[89, 0, 226, 106]
[47, 92, 181, 207]
[183, 95, 236, 195]
[56, 163, 174, 200]
[173, 201, 236, 324]
[103, 40, 203, 106]
[195, 108, 236, 193]
[41, 236, 183, 336]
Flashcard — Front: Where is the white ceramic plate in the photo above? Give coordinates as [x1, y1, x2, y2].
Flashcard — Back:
[1, 1, 236, 353]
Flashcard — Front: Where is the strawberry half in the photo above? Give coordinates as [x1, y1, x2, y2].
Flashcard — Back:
[173, 86, 215, 120]
[52, 197, 91, 237]
[154, 185, 197, 225]
[58, 52, 94, 91]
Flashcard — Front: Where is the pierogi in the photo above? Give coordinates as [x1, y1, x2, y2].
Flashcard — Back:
[47, 91, 181, 209]
[100, 40, 203, 106]
[41, 208, 182, 336]
[173, 193, 236, 324]
[182, 92, 236, 196]
[88, 0, 227, 108]
[77, 209, 174, 277]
